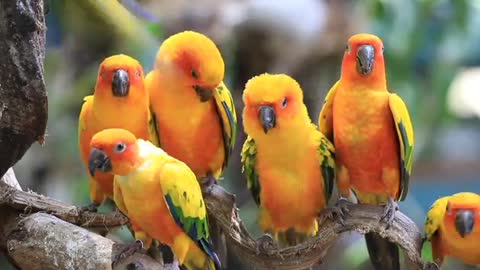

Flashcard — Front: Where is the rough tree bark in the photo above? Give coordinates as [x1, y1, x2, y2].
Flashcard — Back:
[0, 171, 436, 270]
[0, 170, 177, 270]
[0, 0, 48, 177]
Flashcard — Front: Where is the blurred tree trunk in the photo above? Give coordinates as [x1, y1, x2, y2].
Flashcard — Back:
[0, 0, 48, 177]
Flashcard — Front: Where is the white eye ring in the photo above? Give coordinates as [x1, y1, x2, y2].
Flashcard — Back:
[135, 69, 141, 78]
[114, 143, 126, 154]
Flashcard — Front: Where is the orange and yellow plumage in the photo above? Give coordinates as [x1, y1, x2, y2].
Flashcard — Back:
[88, 128, 220, 270]
[425, 192, 480, 267]
[241, 73, 335, 246]
[78, 54, 156, 205]
[318, 33, 414, 270]
[146, 31, 237, 181]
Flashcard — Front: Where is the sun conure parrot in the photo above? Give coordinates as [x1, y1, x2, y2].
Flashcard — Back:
[425, 192, 480, 267]
[78, 54, 157, 210]
[146, 30, 237, 184]
[241, 73, 335, 247]
[318, 33, 415, 270]
[146, 31, 236, 265]
[88, 128, 221, 270]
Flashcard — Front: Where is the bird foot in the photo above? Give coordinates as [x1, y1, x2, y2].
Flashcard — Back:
[255, 233, 278, 255]
[112, 240, 144, 268]
[319, 197, 352, 225]
[380, 197, 399, 229]
[199, 174, 217, 195]
[78, 202, 100, 213]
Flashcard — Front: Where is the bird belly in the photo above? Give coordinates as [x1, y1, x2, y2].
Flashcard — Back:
[121, 179, 182, 245]
[333, 91, 400, 198]
[154, 95, 225, 179]
[258, 150, 325, 233]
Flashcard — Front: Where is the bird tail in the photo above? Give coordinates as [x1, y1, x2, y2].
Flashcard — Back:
[275, 221, 318, 247]
[209, 218, 227, 269]
[365, 232, 400, 270]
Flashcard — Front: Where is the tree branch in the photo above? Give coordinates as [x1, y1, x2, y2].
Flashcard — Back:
[203, 184, 432, 270]
[0, 171, 433, 270]
[0, 169, 179, 270]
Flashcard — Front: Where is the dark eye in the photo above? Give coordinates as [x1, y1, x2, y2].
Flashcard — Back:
[100, 69, 106, 79]
[114, 143, 126, 154]
[135, 69, 141, 78]
[382, 45, 385, 53]
[345, 43, 351, 53]
[191, 69, 198, 79]
[281, 97, 288, 108]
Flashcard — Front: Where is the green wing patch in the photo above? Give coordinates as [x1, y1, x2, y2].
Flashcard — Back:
[389, 93, 415, 201]
[317, 133, 336, 202]
[241, 136, 261, 206]
[213, 82, 238, 169]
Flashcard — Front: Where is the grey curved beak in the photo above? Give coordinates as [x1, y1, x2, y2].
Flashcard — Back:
[88, 148, 112, 176]
[455, 209, 475, 238]
[112, 69, 130, 97]
[258, 106, 276, 134]
[356, 45, 375, 75]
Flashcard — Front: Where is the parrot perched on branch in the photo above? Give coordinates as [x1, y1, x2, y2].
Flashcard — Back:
[78, 54, 156, 210]
[146, 30, 237, 185]
[425, 192, 480, 267]
[318, 33, 414, 270]
[146, 30, 236, 266]
[241, 73, 335, 246]
[88, 128, 220, 270]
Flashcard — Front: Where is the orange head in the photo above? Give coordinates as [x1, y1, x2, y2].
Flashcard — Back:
[443, 195, 480, 238]
[88, 128, 140, 176]
[155, 31, 225, 102]
[243, 73, 308, 138]
[95, 54, 145, 98]
[340, 33, 386, 89]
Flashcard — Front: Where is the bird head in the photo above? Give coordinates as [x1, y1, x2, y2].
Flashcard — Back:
[341, 33, 386, 88]
[95, 54, 145, 98]
[155, 31, 225, 102]
[88, 128, 140, 177]
[444, 196, 479, 238]
[242, 73, 307, 138]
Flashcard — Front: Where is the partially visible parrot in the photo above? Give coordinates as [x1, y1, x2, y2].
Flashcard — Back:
[88, 128, 220, 270]
[425, 192, 480, 267]
[146, 30, 237, 184]
[78, 54, 156, 210]
[318, 33, 414, 270]
[241, 73, 335, 246]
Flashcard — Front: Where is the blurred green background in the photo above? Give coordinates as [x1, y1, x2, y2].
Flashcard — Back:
[2, 0, 480, 269]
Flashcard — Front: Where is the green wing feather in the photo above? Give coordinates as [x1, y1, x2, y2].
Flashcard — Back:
[424, 196, 449, 240]
[159, 162, 220, 267]
[316, 133, 336, 202]
[389, 93, 415, 201]
[241, 136, 260, 206]
[213, 82, 237, 169]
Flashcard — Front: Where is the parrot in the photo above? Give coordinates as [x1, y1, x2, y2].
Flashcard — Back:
[241, 73, 335, 246]
[318, 33, 415, 270]
[146, 30, 237, 185]
[78, 54, 157, 211]
[146, 30, 237, 265]
[425, 192, 480, 267]
[88, 128, 221, 270]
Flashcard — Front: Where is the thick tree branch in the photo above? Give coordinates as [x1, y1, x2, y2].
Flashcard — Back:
[203, 184, 432, 270]
[0, 169, 177, 270]
[1, 173, 433, 270]
[0, 0, 48, 176]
